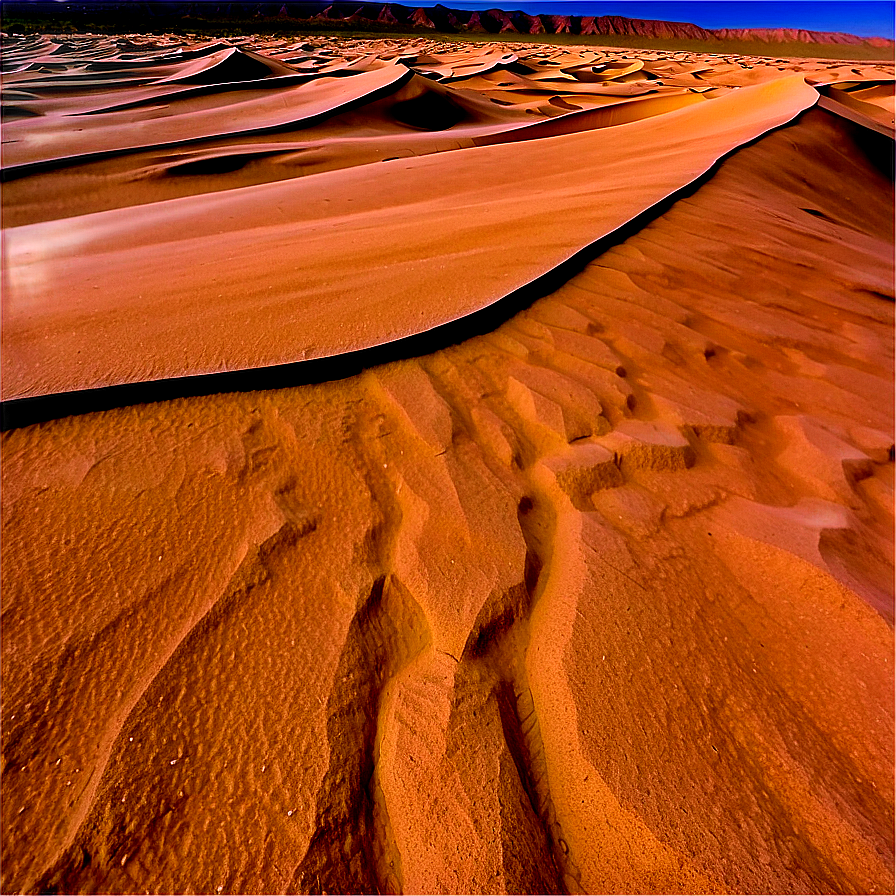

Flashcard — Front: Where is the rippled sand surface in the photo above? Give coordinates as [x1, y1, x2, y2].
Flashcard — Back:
[1, 33, 894, 895]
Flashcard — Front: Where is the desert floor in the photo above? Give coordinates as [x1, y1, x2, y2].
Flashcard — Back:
[1, 33, 894, 895]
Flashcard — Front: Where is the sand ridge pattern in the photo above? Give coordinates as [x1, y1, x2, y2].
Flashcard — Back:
[3, 36, 895, 403]
[1, 32, 894, 896]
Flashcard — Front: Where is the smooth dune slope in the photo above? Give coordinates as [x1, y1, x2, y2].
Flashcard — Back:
[2, 75, 818, 400]
[1, 33, 893, 896]
[1, 63, 413, 169]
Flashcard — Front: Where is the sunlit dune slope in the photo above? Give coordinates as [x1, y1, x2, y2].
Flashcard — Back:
[2, 72, 818, 400]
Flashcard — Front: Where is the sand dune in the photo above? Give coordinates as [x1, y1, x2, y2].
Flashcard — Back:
[1, 32, 893, 896]
[3, 71, 819, 401]
[152, 46, 304, 83]
[815, 79, 896, 137]
[1, 63, 413, 170]
[470, 89, 707, 144]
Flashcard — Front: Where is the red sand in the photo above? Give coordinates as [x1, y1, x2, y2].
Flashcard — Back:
[1, 33, 894, 896]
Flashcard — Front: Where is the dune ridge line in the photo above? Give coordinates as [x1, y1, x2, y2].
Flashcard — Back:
[2, 75, 819, 405]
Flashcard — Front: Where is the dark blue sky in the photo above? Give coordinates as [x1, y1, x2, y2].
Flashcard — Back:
[413, 2, 895, 38]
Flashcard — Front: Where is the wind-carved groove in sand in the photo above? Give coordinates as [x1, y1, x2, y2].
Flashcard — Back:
[289, 400, 431, 894]
[458, 493, 575, 893]
[29, 520, 316, 895]
[288, 574, 431, 895]
[368, 360, 572, 890]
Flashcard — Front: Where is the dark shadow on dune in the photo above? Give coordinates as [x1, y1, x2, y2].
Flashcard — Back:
[163, 151, 274, 175]
[849, 116, 895, 180]
[391, 90, 466, 129]
[5, 106, 884, 432]
[0, 105, 41, 121]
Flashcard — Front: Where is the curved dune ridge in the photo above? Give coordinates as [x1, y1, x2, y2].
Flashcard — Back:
[0, 34, 861, 404]
[816, 79, 896, 137]
[2, 37, 893, 407]
[1, 37, 893, 406]
[1, 32, 894, 896]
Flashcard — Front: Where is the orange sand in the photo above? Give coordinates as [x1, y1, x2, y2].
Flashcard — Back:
[1, 33, 894, 896]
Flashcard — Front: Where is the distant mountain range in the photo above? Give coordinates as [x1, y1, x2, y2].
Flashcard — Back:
[5, 1, 895, 47]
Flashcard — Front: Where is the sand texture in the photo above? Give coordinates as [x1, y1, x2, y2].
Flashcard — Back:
[1, 34, 894, 896]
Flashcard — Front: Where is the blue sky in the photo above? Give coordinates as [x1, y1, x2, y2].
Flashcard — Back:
[412, 2, 896, 38]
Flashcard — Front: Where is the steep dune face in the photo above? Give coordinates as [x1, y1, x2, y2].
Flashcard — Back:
[1, 33, 894, 896]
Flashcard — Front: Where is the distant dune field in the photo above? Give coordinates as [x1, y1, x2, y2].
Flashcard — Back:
[1, 32, 893, 896]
